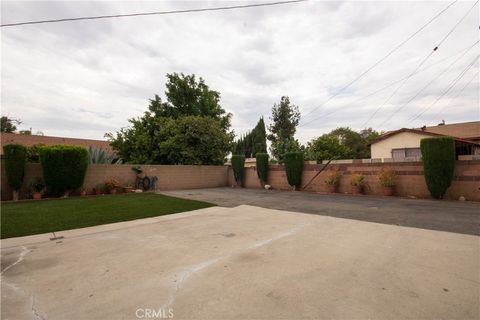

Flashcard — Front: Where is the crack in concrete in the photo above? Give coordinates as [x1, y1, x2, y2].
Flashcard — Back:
[1, 246, 30, 275]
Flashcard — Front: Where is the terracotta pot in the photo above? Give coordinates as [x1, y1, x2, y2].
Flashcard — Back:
[80, 191, 87, 197]
[109, 188, 117, 194]
[32, 192, 42, 200]
[383, 186, 394, 196]
[124, 187, 133, 193]
[351, 185, 362, 194]
[326, 184, 338, 193]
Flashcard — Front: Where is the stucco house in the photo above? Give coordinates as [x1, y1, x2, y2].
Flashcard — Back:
[370, 121, 480, 161]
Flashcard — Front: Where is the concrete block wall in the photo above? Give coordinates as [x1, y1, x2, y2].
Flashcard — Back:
[228, 161, 480, 201]
[1, 164, 228, 200]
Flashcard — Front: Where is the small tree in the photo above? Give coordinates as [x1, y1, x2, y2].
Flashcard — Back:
[255, 153, 269, 186]
[40, 145, 89, 196]
[284, 151, 304, 190]
[3, 144, 27, 201]
[231, 155, 245, 186]
[420, 137, 455, 199]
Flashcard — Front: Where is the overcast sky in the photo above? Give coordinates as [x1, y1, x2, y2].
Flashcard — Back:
[1, 0, 479, 143]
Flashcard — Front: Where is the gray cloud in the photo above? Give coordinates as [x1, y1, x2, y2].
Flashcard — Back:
[1, 1, 478, 144]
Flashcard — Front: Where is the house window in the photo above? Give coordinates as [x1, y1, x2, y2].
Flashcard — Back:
[391, 148, 421, 159]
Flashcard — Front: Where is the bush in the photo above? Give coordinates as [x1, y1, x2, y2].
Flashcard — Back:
[231, 155, 245, 184]
[324, 169, 341, 186]
[39, 145, 89, 196]
[284, 152, 303, 189]
[3, 144, 27, 195]
[420, 137, 455, 199]
[378, 166, 396, 187]
[256, 153, 269, 184]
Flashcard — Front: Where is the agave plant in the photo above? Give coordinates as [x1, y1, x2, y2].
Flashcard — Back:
[87, 146, 122, 164]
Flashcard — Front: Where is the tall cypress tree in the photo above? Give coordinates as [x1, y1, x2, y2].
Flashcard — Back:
[232, 117, 268, 157]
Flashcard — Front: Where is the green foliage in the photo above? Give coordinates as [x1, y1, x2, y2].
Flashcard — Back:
[233, 117, 267, 157]
[0, 116, 19, 133]
[87, 146, 121, 164]
[255, 153, 269, 183]
[39, 145, 89, 195]
[284, 152, 304, 188]
[268, 96, 301, 161]
[271, 137, 302, 163]
[231, 155, 245, 183]
[305, 127, 382, 162]
[3, 144, 27, 190]
[26, 144, 46, 163]
[30, 178, 45, 193]
[107, 73, 233, 164]
[420, 137, 455, 199]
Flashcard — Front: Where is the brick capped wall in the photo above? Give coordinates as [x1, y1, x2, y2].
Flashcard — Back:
[228, 161, 480, 201]
[1, 164, 228, 200]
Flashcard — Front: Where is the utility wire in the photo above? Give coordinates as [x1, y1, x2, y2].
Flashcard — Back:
[364, 0, 478, 128]
[0, 0, 307, 27]
[408, 54, 480, 123]
[376, 40, 478, 128]
[299, 0, 458, 122]
[432, 69, 479, 121]
[299, 41, 476, 128]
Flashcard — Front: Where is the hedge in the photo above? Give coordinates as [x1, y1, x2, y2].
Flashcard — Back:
[256, 153, 269, 184]
[3, 144, 27, 191]
[420, 137, 455, 199]
[39, 145, 89, 196]
[284, 151, 304, 189]
[231, 155, 245, 184]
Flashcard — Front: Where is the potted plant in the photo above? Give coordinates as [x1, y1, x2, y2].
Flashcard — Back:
[378, 166, 396, 196]
[30, 178, 45, 200]
[124, 184, 133, 193]
[350, 173, 365, 195]
[94, 184, 104, 195]
[324, 169, 341, 193]
[80, 187, 87, 197]
[105, 178, 119, 194]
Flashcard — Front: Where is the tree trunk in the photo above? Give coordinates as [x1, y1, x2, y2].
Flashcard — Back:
[12, 190, 19, 201]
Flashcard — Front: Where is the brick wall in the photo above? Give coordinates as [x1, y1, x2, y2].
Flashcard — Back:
[1, 164, 228, 200]
[0, 133, 112, 155]
[228, 161, 480, 201]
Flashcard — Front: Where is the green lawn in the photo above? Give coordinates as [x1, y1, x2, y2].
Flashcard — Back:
[1, 193, 214, 239]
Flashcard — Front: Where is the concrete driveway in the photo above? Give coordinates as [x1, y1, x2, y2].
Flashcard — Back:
[1, 203, 479, 319]
[162, 188, 480, 235]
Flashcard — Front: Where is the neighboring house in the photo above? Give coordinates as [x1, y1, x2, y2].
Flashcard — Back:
[370, 121, 480, 161]
[0, 132, 112, 156]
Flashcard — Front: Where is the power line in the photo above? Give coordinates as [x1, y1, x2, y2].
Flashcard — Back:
[363, 0, 478, 128]
[299, 0, 458, 122]
[432, 69, 479, 121]
[299, 41, 476, 128]
[408, 54, 480, 124]
[0, 0, 307, 28]
[376, 40, 478, 128]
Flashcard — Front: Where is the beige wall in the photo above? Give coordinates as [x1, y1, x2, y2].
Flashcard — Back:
[1, 164, 228, 200]
[371, 132, 431, 159]
[228, 161, 480, 201]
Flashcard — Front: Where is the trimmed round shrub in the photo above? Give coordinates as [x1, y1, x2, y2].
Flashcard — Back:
[420, 137, 455, 199]
[256, 153, 269, 184]
[284, 151, 304, 189]
[231, 155, 245, 184]
[39, 145, 88, 195]
[3, 144, 27, 191]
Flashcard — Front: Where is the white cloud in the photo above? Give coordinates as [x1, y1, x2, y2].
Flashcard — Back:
[1, 0, 478, 143]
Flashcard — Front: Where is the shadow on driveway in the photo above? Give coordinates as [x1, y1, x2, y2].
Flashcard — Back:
[161, 188, 480, 236]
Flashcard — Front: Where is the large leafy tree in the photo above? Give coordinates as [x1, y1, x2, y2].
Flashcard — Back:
[305, 127, 382, 162]
[267, 96, 301, 161]
[108, 73, 233, 164]
[1, 116, 20, 133]
[233, 117, 267, 157]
